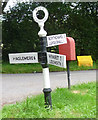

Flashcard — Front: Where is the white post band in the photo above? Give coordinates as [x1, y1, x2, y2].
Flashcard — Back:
[43, 68, 50, 88]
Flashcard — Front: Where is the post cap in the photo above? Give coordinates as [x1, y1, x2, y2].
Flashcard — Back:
[33, 6, 49, 37]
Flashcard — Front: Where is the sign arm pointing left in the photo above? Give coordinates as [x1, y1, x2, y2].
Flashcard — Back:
[9, 52, 38, 64]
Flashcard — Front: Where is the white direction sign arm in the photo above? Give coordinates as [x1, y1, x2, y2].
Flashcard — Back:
[47, 52, 66, 68]
[9, 52, 38, 64]
[46, 34, 67, 47]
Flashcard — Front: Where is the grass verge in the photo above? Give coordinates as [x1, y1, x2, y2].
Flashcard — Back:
[2, 61, 96, 74]
[1, 82, 96, 118]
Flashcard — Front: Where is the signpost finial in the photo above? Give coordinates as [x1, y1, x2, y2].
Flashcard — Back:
[33, 6, 49, 37]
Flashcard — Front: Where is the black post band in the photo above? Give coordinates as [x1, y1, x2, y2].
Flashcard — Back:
[43, 88, 52, 109]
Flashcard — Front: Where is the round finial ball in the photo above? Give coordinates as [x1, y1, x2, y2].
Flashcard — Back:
[33, 6, 49, 24]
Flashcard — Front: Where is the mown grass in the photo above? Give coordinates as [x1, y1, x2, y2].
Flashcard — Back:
[2, 61, 96, 74]
[1, 82, 96, 118]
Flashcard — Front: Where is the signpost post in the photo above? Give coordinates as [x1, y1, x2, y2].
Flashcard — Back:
[33, 6, 52, 109]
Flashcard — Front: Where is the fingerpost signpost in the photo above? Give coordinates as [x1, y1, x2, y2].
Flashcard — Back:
[9, 6, 67, 109]
[33, 6, 52, 109]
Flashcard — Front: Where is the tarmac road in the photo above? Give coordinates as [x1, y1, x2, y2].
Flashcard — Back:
[1, 70, 96, 108]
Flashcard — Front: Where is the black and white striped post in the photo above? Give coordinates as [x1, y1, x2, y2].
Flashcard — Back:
[33, 6, 52, 109]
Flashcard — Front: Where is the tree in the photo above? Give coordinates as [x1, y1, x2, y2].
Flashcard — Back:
[2, 2, 97, 61]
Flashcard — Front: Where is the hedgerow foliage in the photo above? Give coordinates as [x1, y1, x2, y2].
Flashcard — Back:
[2, 2, 97, 61]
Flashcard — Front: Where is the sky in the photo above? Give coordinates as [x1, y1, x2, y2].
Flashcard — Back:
[4, 0, 67, 11]
[4, 0, 30, 11]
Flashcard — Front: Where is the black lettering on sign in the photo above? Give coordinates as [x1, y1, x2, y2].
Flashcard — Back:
[49, 54, 59, 60]
[13, 57, 16, 60]
[48, 35, 63, 41]
[49, 40, 63, 46]
[60, 56, 63, 61]
[16, 57, 20, 60]
[49, 60, 61, 66]
[13, 56, 36, 61]
[34, 56, 36, 60]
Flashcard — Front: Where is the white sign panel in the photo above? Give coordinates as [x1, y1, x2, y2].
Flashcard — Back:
[9, 52, 38, 64]
[47, 52, 66, 68]
[47, 34, 67, 47]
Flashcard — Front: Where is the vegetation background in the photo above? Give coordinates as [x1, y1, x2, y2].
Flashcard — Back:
[1, 3, 97, 118]
[2, 2, 97, 62]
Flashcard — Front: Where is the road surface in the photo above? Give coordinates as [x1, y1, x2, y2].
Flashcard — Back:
[0, 70, 96, 108]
